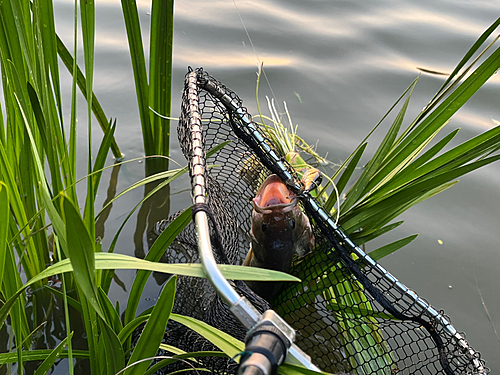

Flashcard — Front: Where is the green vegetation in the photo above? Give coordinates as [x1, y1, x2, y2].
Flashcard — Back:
[0, 0, 498, 373]
[0, 1, 297, 374]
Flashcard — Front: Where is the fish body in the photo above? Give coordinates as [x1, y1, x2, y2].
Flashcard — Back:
[244, 174, 314, 301]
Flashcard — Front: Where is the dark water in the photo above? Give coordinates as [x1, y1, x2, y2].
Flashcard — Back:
[52, 0, 500, 372]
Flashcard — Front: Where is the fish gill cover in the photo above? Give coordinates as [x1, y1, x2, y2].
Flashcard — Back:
[146, 67, 487, 375]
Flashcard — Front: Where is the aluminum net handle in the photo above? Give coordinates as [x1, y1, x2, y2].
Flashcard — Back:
[198, 71, 486, 375]
[186, 71, 259, 319]
[185, 71, 320, 371]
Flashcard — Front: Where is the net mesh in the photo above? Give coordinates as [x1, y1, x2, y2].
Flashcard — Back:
[147, 67, 488, 375]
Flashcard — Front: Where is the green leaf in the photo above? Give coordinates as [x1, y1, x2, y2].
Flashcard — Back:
[170, 314, 244, 360]
[368, 126, 500, 205]
[0, 182, 8, 286]
[98, 317, 126, 375]
[0, 253, 298, 332]
[324, 142, 367, 212]
[125, 276, 177, 375]
[148, 0, 174, 157]
[145, 351, 229, 375]
[8, 60, 68, 255]
[124, 207, 192, 326]
[97, 287, 123, 335]
[56, 35, 122, 159]
[0, 142, 42, 281]
[47, 286, 82, 313]
[26, 81, 64, 196]
[342, 79, 417, 213]
[368, 235, 418, 261]
[118, 315, 149, 344]
[92, 120, 117, 200]
[434, 17, 500, 101]
[351, 221, 404, 245]
[96, 167, 187, 218]
[33, 334, 73, 375]
[0, 349, 89, 363]
[121, 0, 152, 155]
[61, 194, 103, 320]
[38, 252, 300, 284]
[366, 45, 500, 195]
[343, 149, 500, 235]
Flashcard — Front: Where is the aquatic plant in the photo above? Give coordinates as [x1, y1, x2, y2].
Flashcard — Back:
[0, 1, 293, 374]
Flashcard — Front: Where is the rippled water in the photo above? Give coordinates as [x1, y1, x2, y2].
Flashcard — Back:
[53, 0, 500, 372]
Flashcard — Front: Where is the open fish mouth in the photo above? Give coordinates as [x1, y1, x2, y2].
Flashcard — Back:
[253, 175, 297, 214]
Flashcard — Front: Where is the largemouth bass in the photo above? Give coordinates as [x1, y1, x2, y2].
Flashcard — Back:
[244, 174, 314, 301]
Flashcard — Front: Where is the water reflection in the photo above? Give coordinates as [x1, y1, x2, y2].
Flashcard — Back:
[133, 160, 171, 264]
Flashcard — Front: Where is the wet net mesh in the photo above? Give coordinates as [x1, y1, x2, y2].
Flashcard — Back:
[147, 67, 488, 375]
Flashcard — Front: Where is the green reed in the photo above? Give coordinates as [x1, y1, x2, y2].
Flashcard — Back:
[0, 0, 296, 374]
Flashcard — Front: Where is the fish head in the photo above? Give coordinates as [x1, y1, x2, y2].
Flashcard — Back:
[249, 174, 314, 272]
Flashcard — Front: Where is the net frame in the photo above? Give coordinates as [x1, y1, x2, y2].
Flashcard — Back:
[178, 67, 488, 375]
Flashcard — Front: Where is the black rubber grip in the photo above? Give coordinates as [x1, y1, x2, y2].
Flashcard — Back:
[237, 323, 289, 375]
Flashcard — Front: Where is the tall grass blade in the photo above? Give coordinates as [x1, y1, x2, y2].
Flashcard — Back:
[0, 253, 298, 332]
[365, 46, 500, 196]
[69, 0, 78, 203]
[170, 314, 244, 359]
[8, 59, 67, 264]
[0, 183, 8, 286]
[9, 0, 34, 82]
[38, 0, 63, 125]
[33, 334, 72, 375]
[368, 235, 418, 262]
[92, 120, 117, 200]
[98, 287, 123, 335]
[54, 238, 75, 375]
[433, 18, 500, 102]
[367, 127, 500, 205]
[56, 35, 122, 159]
[78, 292, 100, 374]
[80, 0, 96, 239]
[149, 0, 174, 158]
[121, 0, 152, 155]
[324, 142, 366, 212]
[342, 80, 416, 213]
[124, 207, 192, 326]
[26, 82, 64, 195]
[3, 244, 30, 351]
[351, 221, 404, 245]
[61, 195, 102, 319]
[0, 350, 89, 363]
[0, 143, 40, 279]
[118, 315, 149, 344]
[98, 318, 126, 375]
[125, 276, 176, 375]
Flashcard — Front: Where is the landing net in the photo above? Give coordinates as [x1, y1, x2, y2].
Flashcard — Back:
[151, 67, 487, 375]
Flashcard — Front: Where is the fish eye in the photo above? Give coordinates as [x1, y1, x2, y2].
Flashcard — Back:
[290, 219, 295, 229]
[261, 222, 268, 232]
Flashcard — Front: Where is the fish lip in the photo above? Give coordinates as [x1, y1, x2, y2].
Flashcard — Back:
[252, 197, 298, 214]
[253, 174, 297, 214]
